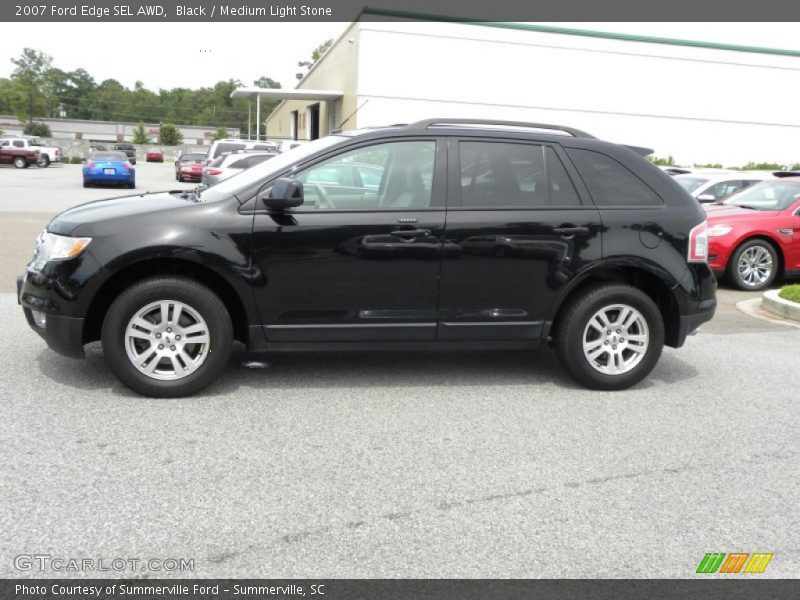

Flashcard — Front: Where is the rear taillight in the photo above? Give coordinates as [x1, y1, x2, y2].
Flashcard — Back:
[208, 169, 223, 176]
[688, 221, 708, 263]
[86, 161, 95, 168]
[55, 149, 61, 157]
[124, 162, 132, 169]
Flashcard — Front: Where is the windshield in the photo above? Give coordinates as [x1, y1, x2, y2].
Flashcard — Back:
[198, 135, 347, 203]
[724, 180, 800, 211]
[676, 177, 709, 193]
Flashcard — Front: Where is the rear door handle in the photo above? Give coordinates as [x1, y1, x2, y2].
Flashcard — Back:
[391, 229, 430, 238]
[553, 226, 589, 237]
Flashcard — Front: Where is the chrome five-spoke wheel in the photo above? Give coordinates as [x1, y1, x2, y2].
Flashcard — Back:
[125, 300, 211, 381]
[582, 303, 650, 375]
[736, 245, 773, 288]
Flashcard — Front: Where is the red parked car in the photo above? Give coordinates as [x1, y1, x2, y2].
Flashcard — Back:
[145, 147, 164, 162]
[705, 177, 800, 290]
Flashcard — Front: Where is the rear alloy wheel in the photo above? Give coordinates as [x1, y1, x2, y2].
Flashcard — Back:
[729, 240, 778, 291]
[102, 277, 233, 397]
[555, 284, 664, 390]
[13, 156, 26, 169]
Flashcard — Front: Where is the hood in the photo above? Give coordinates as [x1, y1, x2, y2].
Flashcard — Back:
[48, 191, 196, 235]
[704, 204, 780, 220]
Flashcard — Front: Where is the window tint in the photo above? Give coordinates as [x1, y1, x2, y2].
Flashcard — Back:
[214, 143, 246, 158]
[13, 140, 24, 148]
[567, 148, 663, 207]
[295, 141, 436, 210]
[459, 142, 580, 208]
[545, 147, 581, 206]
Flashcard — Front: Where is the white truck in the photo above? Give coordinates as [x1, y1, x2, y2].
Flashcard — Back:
[0, 136, 62, 167]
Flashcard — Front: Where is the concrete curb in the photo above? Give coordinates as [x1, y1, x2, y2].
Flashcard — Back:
[735, 297, 800, 330]
[762, 289, 800, 323]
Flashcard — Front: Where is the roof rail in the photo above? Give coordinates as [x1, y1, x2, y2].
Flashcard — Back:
[405, 118, 595, 138]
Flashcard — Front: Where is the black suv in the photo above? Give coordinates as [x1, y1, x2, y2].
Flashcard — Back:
[112, 143, 137, 164]
[18, 119, 716, 397]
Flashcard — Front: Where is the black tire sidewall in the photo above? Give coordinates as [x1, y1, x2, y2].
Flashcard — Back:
[729, 240, 778, 291]
[102, 277, 233, 397]
[555, 285, 664, 390]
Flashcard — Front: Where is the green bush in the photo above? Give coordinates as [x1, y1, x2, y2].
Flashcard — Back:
[158, 123, 183, 146]
[69, 156, 83, 164]
[779, 284, 800, 304]
[24, 121, 51, 137]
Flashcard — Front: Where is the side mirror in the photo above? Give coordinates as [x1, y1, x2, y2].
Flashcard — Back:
[697, 194, 715, 202]
[260, 177, 304, 210]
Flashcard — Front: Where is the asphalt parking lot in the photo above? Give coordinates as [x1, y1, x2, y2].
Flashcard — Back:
[0, 162, 798, 578]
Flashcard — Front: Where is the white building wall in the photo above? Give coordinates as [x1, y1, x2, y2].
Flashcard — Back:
[355, 21, 800, 165]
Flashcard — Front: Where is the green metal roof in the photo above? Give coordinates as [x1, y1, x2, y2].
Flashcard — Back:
[361, 8, 800, 58]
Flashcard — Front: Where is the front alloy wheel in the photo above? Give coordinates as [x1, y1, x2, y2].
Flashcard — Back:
[730, 241, 777, 290]
[102, 276, 233, 397]
[125, 300, 211, 381]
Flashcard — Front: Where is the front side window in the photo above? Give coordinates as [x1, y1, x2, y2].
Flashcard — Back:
[458, 141, 580, 208]
[294, 140, 436, 210]
[567, 148, 663, 207]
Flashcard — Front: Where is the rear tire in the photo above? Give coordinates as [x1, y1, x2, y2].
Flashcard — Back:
[555, 284, 664, 390]
[13, 156, 26, 169]
[101, 277, 233, 397]
[37, 154, 50, 167]
[83, 179, 91, 188]
[727, 239, 778, 291]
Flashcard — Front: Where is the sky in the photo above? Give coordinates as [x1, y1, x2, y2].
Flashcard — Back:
[2, 22, 800, 91]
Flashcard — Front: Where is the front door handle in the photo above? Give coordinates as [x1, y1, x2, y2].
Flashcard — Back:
[553, 226, 589, 238]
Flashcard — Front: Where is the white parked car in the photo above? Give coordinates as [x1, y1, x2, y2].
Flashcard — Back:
[201, 150, 279, 186]
[674, 171, 778, 203]
[204, 138, 280, 165]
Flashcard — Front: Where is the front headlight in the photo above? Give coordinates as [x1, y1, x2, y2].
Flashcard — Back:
[707, 225, 734, 238]
[29, 230, 92, 271]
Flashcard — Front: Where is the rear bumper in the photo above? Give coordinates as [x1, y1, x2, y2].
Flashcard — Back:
[675, 302, 716, 347]
[18, 275, 85, 358]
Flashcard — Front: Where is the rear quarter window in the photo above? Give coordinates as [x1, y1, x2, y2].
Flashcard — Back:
[567, 148, 663, 207]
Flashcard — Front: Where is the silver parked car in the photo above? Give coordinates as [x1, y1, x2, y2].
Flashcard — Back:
[201, 151, 279, 186]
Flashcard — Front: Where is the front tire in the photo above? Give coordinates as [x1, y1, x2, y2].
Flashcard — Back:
[101, 277, 233, 397]
[728, 239, 778, 291]
[555, 284, 664, 390]
[13, 156, 26, 169]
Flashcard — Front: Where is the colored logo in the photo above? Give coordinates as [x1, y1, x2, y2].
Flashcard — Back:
[696, 552, 773, 574]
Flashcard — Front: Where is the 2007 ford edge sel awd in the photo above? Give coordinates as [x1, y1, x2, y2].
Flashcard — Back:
[18, 119, 716, 397]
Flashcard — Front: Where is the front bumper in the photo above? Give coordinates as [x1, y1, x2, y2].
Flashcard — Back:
[18, 275, 85, 358]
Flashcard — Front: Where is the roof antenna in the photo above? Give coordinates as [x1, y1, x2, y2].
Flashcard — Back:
[336, 99, 368, 131]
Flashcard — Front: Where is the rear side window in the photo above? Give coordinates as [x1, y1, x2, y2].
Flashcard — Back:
[458, 141, 581, 208]
[567, 148, 663, 207]
[214, 143, 246, 157]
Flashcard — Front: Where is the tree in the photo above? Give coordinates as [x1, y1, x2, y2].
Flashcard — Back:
[647, 155, 674, 166]
[10, 48, 53, 123]
[23, 121, 51, 136]
[296, 39, 333, 80]
[212, 125, 228, 141]
[158, 123, 183, 146]
[253, 76, 280, 89]
[132, 121, 150, 144]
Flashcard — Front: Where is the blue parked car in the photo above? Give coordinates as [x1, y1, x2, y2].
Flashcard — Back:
[83, 151, 135, 188]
